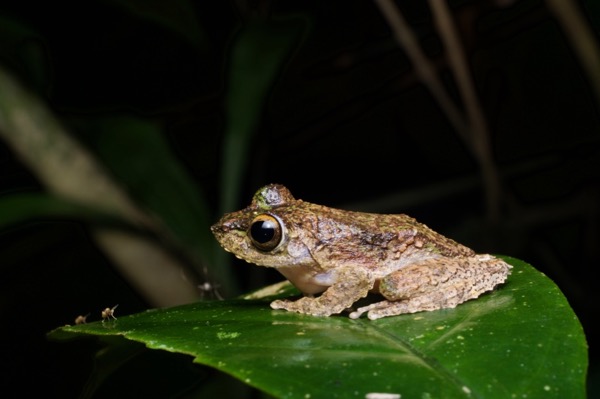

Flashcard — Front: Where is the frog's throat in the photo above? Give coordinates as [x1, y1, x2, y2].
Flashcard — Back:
[277, 265, 329, 295]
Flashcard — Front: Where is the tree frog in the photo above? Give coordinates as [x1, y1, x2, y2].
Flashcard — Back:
[211, 184, 511, 320]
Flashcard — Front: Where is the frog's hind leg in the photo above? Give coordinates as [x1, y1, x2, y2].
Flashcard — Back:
[349, 255, 511, 320]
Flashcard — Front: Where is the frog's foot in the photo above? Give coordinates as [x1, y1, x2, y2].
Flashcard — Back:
[271, 297, 341, 317]
[349, 296, 453, 320]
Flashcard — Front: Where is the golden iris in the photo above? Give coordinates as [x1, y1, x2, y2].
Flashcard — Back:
[248, 214, 282, 251]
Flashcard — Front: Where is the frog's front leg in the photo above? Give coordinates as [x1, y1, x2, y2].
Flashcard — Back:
[271, 267, 375, 317]
[350, 255, 511, 320]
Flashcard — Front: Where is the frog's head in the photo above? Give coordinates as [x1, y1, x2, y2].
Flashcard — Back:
[211, 184, 315, 269]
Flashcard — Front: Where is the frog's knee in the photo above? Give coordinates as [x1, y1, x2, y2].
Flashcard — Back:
[378, 267, 431, 301]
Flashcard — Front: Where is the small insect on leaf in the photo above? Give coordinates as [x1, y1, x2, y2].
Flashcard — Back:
[198, 281, 224, 300]
[101, 304, 119, 322]
[74, 313, 90, 325]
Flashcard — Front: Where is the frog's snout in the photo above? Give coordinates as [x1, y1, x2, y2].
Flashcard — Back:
[210, 221, 228, 239]
[210, 215, 248, 238]
[210, 221, 233, 252]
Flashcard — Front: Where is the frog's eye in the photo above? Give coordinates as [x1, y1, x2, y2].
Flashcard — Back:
[248, 214, 284, 251]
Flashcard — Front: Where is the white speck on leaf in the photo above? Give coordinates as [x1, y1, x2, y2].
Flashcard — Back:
[365, 393, 401, 399]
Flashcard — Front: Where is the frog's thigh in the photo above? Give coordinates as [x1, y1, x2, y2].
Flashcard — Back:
[350, 255, 510, 320]
[382, 255, 509, 301]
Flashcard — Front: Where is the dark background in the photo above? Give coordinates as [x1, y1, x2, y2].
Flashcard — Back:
[0, 0, 598, 397]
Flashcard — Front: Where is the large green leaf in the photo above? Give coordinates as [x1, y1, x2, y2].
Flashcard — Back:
[49, 257, 587, 399]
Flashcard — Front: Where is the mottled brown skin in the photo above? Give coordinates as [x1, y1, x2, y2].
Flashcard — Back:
[211, 184, 511, 320]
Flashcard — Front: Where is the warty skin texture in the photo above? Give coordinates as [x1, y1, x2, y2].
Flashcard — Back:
[211, 184, 511, 320]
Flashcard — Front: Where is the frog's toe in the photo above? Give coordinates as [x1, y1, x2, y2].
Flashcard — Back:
[366, 305, 408, 320]
[349, 300, 392, 319]
[348, 309, 366, 319]
[270, 299, 290, 310]
[270, 297, 323, 315]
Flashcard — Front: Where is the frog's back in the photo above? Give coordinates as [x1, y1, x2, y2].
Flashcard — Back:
[285, 202, 474, 270]
[339, 209, 474, 258]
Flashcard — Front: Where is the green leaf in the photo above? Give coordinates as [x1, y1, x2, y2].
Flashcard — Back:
[49, 257, 587, 399]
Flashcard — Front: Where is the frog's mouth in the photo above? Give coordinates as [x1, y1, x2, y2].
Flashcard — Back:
[211, 215, 247, 254]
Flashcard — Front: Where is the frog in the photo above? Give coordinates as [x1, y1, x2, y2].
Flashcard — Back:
[211, 184, 511, 320]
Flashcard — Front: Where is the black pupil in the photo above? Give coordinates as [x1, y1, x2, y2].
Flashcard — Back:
[250, 220, 277, 243]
